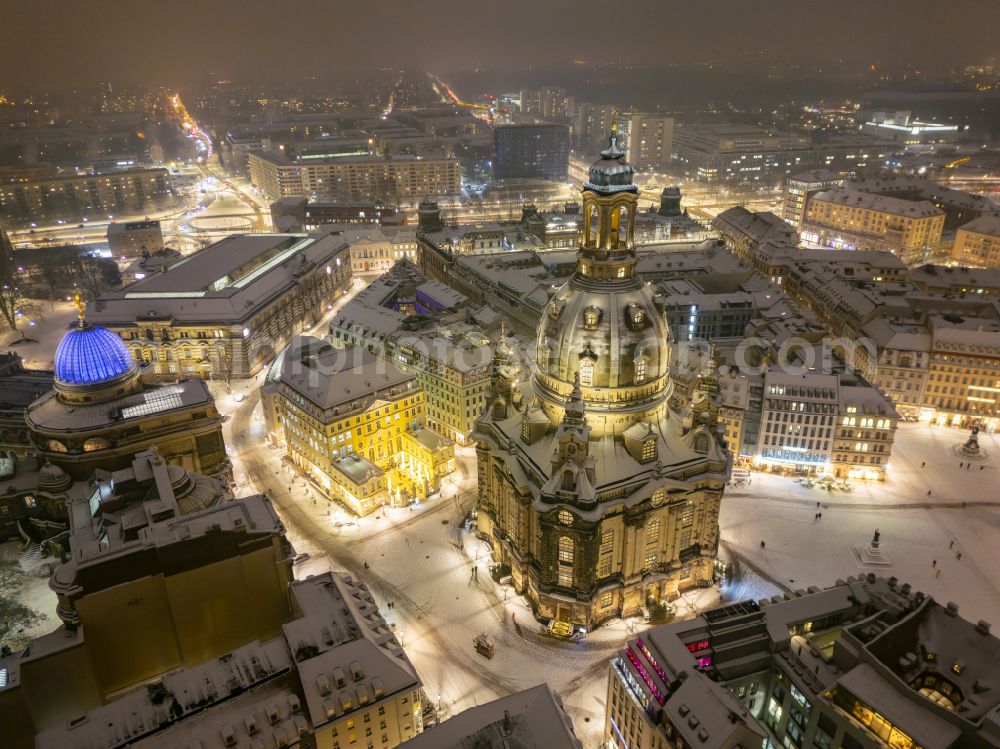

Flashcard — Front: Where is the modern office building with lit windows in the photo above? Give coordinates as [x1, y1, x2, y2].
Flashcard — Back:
[492, 124, 570, 181]
[605, 575, 1000, 749]
[88, 233, 353, 379]
[0, 167, 174, 225]
[249, 150, 461, 203]
[754, 371, 897, 480]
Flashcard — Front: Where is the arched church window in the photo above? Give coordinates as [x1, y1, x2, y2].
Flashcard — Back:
[579, 358, 595, 387]
[557, 536, 574, 587]
[617, 206, 630, 246]
[694, 433, 710, 453]
[635, 358, 647, 384]
[83, 437, 110, 452]
[587, 203, 599, 247]
[561, 469, 575, 491]
[47, 440, 68, 453]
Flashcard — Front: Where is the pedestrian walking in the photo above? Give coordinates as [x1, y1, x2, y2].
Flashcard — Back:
[921, 461, 926, 468]
[760, 540, 766, 550]
[932, 559, 937, 568]
[957, 552, 963, 560]
[927, 490, 932, 496]
[816, 501, 821, 508]
[818, 512, 822, 519]
[981, 465, 985, 471]
[967, 464, 971, 470]
[949, 539, 954, 549]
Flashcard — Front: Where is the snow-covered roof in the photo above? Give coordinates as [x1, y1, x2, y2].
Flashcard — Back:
[89, 233, 350, 327]
[402, 684, 582, 749]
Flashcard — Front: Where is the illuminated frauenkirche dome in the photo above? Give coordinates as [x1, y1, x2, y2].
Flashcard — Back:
[474, 121, 729, 630]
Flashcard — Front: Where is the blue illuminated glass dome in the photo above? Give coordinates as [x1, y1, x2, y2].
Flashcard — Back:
[54, 323, 138, 389]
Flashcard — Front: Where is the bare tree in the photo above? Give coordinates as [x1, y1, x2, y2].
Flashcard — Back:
[0, 226, 23, 331]
[0, 562, 47, 653]
[0, 280, 24, 332]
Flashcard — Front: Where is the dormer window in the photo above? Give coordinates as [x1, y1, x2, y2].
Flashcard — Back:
[583, 306, 602, 330]
[627, 303, 645, 329]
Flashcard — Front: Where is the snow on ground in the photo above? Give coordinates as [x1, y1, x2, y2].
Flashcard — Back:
[721, 420, 1000, 626]
[223, 398, 1000, 748]
[1, 300, 76, 368]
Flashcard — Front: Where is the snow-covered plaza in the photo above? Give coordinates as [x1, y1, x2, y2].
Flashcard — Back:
[217, 394, 1000, 748]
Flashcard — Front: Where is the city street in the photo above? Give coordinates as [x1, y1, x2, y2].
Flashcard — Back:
[222, 401, 1000, 747]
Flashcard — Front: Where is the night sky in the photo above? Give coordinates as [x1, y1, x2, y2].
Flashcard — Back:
[2, 0, 999, 87]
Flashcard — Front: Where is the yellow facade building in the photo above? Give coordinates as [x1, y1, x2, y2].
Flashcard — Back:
[262, 336, 454, 516]
[801, 186, 945, 263]
[953, 215, 1000, 268]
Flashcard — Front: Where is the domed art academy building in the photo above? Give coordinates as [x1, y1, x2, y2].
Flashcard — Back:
[474, 125, 730, 630]
[23, 296, 228, 480]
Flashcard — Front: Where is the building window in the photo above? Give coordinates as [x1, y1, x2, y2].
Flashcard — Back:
[557, 536, 574, 587]
[635, 358, 647, 383]
[642, 438, 656, 461]
[579, 357, 595, 387]
[598, 529, 614, 577]
[558, 509, 573, 525]
[583, 306, 602, 330]
[644, 518, 661, 571]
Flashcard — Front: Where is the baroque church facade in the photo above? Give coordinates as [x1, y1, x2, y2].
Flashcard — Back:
[474, 124, 730, 629]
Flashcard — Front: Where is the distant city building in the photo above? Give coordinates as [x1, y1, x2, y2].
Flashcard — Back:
[23, 304, 227, 480]
[781, 169, 846, 227]
[492, 124, 570, 182]
[861, 110, 966, 144]
[620, 112, 674, 173]
[848, 174, 1000, 231]
[0, 167, 173, 225]
[672, 124, 887, 184]
[715, 206, 1000, 429]
[106, 219, 164, 258]
[324, 224, 419, 274]
[606, 576, 1000, 749]
[519, 86, 573, 118]
[90, 233, 353, 379]
[801, 186, 946, 263]
[952, 214, 1000, 267]
[269, 196, 402, 232]
[329, 260, 492, 446]
[249, 150, 461, 203]
[574, 102, 617, 151]
[262, 336, 454, 515]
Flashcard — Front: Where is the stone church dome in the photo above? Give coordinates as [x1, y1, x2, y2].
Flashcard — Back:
[533, 117, 671, 427]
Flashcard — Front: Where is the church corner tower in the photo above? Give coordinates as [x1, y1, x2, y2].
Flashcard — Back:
[474, 124, 730, 631]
